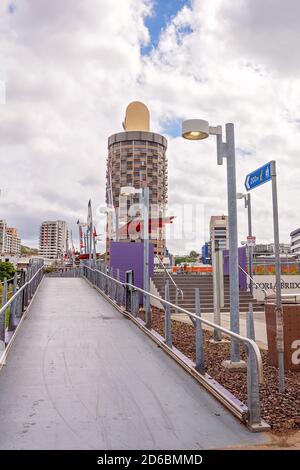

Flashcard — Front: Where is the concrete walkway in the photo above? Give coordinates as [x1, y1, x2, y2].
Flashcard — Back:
[173, 311, 268, 350]
[0, 278, 265, 450]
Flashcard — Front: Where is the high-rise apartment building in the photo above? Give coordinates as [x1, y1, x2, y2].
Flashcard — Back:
[6, 228, 21, 256]
[106, 101, 168, 258]
[39, 220, 68, 259]
[0, 220, 21, 256]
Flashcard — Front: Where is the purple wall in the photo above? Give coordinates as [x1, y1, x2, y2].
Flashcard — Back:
[223, 246, 247, 290]
[109, 241, 154, 292]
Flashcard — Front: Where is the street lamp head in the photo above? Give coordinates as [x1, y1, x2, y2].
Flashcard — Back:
[182, 119, 209, 140]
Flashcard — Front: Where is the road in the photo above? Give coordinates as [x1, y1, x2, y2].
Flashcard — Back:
[0, 278, 266, 450]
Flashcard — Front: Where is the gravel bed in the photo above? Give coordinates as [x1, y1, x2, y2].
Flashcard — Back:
[140, 308, 300, 434]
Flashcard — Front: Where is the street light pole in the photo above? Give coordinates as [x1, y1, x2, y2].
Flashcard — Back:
[225, 123, 240, 363]
[237, 192, 254, 294]
[142, 186, 151, 329]
[271, 161, 285, 392]
[115, 207, 119, 242]
[182, 119, 244, 365]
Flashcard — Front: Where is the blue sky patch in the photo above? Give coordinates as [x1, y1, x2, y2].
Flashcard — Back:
[236, 147, 254, 157]
[142, 0, 191, 55]
[159, 118, 182, 138]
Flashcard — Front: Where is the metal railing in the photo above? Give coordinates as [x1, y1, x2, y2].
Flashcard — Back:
[0, 260, 44, 362]
[238, 264, 268, 300]
[45, 267, 82, 278]
[155, 255, 183, 312]
[82, 264, 268, 432]
[0, 277, 15, 285]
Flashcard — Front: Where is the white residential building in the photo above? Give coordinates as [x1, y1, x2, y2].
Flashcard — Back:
[290, 228, 300, 256]
[39, 220, 68, 259]
[0, 220, 21, 256]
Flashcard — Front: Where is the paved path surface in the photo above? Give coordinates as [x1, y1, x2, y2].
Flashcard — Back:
[0, 278, 266, 450]
[173, 311, 267, 349]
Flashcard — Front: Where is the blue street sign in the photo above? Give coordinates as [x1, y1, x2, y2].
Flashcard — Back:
[245, 161, 272, 191]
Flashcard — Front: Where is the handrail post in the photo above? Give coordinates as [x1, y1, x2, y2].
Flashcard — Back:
[164, 280, 172, 347]
[247, 303, 256, 342]
[0, 278, 8, 352]
[125, 270, 133, 313]
[195, 288, 205, 374]
[175, 288, 179, 315]
[9, 272, 18, 331]
[20, 269, 26, 314]
[116, 269, 120, 304]
[132, 289, 139, 318]
[246, 303, 265, 430]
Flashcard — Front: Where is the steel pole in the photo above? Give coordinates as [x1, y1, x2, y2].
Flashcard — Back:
[271, 160, 285, 392]
[89, 225, 93, 268]
[143, 187, 151, 328]
[212, 238, 221, 342]
[247, 193, 253, 294]
[93, 230, 97, 268]
[115, 207, 119, 242]
[225, 123, 240, 362]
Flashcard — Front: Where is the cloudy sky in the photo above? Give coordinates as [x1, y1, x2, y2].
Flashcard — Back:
[0, 0, 299, 254]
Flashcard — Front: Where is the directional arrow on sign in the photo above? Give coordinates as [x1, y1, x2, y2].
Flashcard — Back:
[245, 161, 273, 191]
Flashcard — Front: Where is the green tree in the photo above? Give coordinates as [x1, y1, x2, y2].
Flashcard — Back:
[0, 261, 15, 282]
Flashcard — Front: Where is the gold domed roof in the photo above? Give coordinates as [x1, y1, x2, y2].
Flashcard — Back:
[122, 101, 150, 132]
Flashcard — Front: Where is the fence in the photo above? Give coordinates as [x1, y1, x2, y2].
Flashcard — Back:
[45, 267, 82, 278]
[82, 264, 269, 432]
[253, 261, 300, 275]
[0, 260, 44, 362]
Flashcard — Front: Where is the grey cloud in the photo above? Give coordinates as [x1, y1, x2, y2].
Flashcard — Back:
[219, 0, 300, 75]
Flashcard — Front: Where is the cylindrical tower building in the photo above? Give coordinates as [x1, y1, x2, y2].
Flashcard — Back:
[106, 102, 168, 260]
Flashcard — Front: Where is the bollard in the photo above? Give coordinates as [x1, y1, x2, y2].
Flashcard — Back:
[195, 288, 205, 374]
[164, 281, 172, 347]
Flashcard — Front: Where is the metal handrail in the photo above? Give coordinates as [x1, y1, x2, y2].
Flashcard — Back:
[0, 277, 15, 285]
[155, 255, 184, 299]
[84, 266, 263, 384]
[0, 266, 44, 316]
[238, 265, 268, 299]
